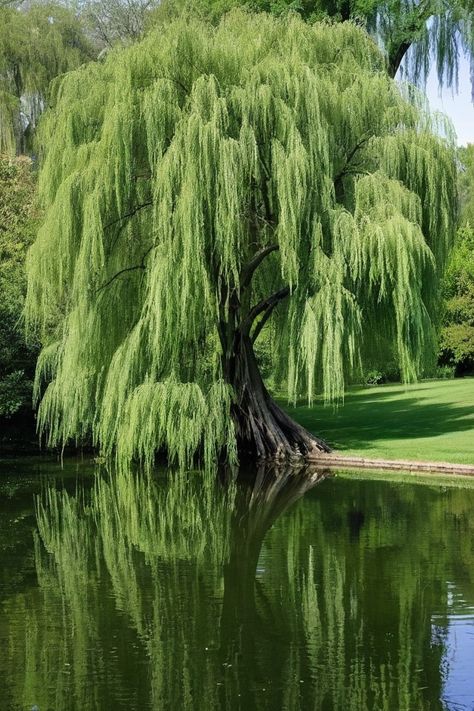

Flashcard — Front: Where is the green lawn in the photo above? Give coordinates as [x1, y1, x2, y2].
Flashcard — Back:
[285, 377, 474, 465]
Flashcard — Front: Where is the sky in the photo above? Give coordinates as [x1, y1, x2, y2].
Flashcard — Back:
[424, 53, 474, 146]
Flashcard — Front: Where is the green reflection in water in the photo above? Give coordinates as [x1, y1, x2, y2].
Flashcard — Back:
[1, 465, 474, 710]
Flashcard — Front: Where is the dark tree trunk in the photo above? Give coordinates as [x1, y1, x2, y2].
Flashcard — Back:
[339, 0, 351, 22]
[388, 41, 412, 78]
[227, 332, 330, 461]
[386, 3, 435, 79]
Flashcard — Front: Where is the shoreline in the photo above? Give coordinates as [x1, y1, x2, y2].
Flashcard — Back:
[308, 453, 474, 476]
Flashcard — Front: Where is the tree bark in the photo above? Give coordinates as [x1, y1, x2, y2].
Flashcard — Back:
[227, 331, 330, 461]
[386, 0, 434, 79]
[388, 40, 412, 78]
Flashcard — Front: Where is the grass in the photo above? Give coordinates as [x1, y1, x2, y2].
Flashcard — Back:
[284, 377, 474, 465]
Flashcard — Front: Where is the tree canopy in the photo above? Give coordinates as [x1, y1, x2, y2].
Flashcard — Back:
[26, 11, 457, 468]
[151, 0, 474, 87]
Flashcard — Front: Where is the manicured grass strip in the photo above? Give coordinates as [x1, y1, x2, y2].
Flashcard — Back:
[284, 377, 474, 465]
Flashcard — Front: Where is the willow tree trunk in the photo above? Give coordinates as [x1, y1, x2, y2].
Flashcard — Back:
[228, 332, 330, 461]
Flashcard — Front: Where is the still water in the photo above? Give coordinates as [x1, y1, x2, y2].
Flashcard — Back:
[1, 458, 474, 711]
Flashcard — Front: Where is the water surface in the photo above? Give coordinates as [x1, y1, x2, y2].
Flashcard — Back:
[1, 459, 474, 710]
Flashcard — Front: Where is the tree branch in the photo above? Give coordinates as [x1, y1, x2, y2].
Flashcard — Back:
[96, 264, 145, 292]
[96, 244, 154, 292]
[240, 243, 279, 289]
[103, 200, 153, 231]
[105, 200, 153, 258]
[156, 74, 189, 94]
[240, 286, 290, 335]
[251, 299, 280, 343]
[387, 0, 435, 78]
[333, 134, 371, 196]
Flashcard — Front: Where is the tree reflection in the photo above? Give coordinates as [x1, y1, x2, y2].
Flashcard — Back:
[3, 468, 474, 710]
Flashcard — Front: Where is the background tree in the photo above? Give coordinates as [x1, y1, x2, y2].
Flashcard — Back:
[0, 155, 39, 448]
[0, 2, 94, 154]
[26, 12, 456, 467]
[458, 143, 474, 224]
[439, 144, 474, 374]
[80, 0, 159, 46]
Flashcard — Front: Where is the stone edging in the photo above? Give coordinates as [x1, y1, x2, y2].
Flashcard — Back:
[307, 453, 474, 476]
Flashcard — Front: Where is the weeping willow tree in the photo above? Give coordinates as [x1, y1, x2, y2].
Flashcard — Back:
[26, 11, 457, 467]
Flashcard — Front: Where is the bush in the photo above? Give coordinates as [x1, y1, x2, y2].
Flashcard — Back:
[0, 371, 33, 417]
[364, 370, 384, 385]
[422, 364, 455, 380]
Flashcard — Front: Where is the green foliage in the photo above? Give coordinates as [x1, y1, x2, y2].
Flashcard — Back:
[440, 222, 474, 373]
[26, 12, 457, 468]
[421, 362, 455, 378]
[0, 157, 37, 303]
[0, 155, 39, 419]
[0, 3, 94, 154]
[0, 370, 32, 416]
[458, 144, 474, 226]
[379, 0, 474, 81]
[438, 146, 474, 373]
[148, 0, 350, 23]
[440, 319, 474, 368]
[150, 0, 474, 86]
[364, 368, 384, 385]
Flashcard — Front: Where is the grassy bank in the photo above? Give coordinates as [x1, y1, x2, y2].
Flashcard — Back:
[286, 377, 474, 465]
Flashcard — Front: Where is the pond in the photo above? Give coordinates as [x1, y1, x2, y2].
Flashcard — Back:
[1, 458, 474, 711]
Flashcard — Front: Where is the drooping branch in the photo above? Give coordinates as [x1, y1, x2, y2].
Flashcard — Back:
[240, 286, 290, 336]
[260, 168, 276, 227]
[156, 75, 190, 94]
[95, 264, 145, 292]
